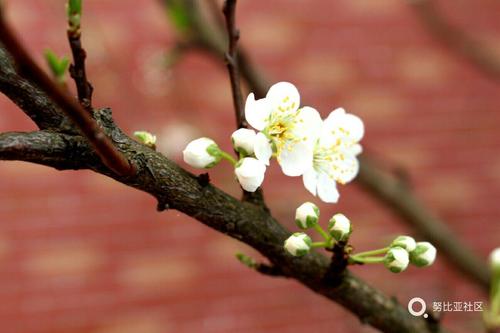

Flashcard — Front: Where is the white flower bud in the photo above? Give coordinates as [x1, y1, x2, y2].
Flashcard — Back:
[231, 128, 257, 156]
[284, 232, 312, 257]
[410, 242, 437, 267]
[489, 247, 500, 272]
[384, 247, 410, 273]
[391, 235, 417, 252]
[234, 157, 266, 192]
[328, 213, 352, 242]
[183, 137, 221, 168]
[295, 202, 320, 229]
[133, 131, 157, 148]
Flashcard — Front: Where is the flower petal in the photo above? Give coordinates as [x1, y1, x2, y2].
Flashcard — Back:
[322, 107, 364, 143]
[278, 141, 313, 176]
[302, 168, 318, 196]
[292, 106, 323, 146]
[245, 93, 271, 131]
[254, 132, 273, 165]
[317, 173, 340, 203]
[266, 82, 300, 114]
[335, 154, 360, 184]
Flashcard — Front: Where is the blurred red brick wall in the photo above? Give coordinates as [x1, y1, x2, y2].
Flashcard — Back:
[0, 0, 499, 332]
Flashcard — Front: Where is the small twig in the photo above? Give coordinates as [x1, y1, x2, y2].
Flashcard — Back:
[236, 253, 285, 277]
[221, 0, 268, 209]
[0, 8, 134, 176]
[410, 0, 500, 81]
[67, 30, 93, 110]
[222, 0, 246, 129]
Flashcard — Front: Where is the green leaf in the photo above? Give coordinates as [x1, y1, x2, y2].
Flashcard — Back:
[67, 0, 82, 16]
[165, 0, 190, 32]
[44, 49, 69, 81]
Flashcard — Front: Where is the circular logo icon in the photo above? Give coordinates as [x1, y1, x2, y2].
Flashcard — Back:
[408, 297, 428, 318]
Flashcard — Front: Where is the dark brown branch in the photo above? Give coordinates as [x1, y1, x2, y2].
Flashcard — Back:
[0, 45, 70, 131]
[357, 156, 490, 289]
[0, 131, 95, 169]
[67, 30, 93, 110]
[0, 108, 439, 332]
[222, 0, 246, 129]
[410, 0, 500, 81]
[0, 9, 134, 176]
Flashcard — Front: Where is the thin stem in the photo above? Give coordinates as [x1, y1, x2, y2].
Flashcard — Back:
[311, 241, 330, 248]
[351, 256, 385, 264]
[222, 0, 246, 129]
[0, 7, 134, 176]
[67, 16, 93, 110]
[313, 224, 332, 243]
[220, 151, 237, 166]
[354, 247, 390, 258]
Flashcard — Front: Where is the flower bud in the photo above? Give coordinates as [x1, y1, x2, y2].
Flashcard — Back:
[231, 128, 257, 156]
[234, 157, 266, 192]
[295, 202, 320, 229]
[489, 247, 500, 273]
[410, 242, 437, 267]
[328, 213, 352, 242]
[390, 235, 417, 252]
[284, 232, 312, 257]
[384, 247, 410, 273]
[133, 131, 157, 148]
[183, 138, 221, 168]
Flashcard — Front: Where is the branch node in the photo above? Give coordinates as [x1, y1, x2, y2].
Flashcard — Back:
[197, 173, 210, 187]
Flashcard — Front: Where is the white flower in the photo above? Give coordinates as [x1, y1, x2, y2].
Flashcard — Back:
[391, 235, 417, 252]
[489, 247, 500, 272]
[328, 213, 352, 242]
[295, 202, 320, 229]
[234, 157, 266, 192]
[384, 247, 410, 273]
[303, 108, 364, 203]
[410, 242, 437, 267]
[245, 82, 322, 176]
[133, 131, 157, 147]
[183, 137, 221, 168]
[231, 128, 257, 156]
[284, 232, 312, 257]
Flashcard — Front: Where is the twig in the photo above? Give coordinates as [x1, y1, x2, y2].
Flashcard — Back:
[410, 0, 500, 81]
[0, 8, 134, 176]
[222, 0, 246, 129]
[67, 27, 93, 110]
[221, 0, 268, 209]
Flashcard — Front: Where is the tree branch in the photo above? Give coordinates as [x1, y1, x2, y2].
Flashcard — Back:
[222, 0, 245, 129]
[0, 45, 70, 131]
[0, 108, 439, 332]
[0, 131, 95, 169]
[67, 26, 93, 110]
[409, 0, 500, 81]
[0, 8, 134, 176]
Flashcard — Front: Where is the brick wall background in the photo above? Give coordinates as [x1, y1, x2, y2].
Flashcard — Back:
[0, 0, 499, 332]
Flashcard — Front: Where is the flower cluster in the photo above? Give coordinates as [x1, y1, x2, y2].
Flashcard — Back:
[283, 202, 437, 274]
[182, 82, 364, 202]
[350, 235, 437, 273]
[283, 202, 352, 257]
